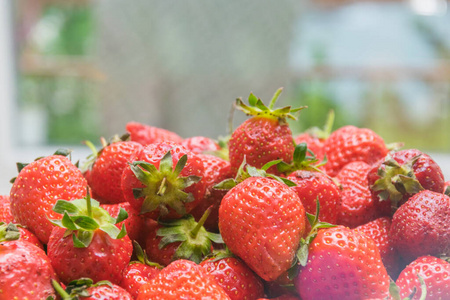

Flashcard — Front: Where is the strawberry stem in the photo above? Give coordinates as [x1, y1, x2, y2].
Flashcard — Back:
[52, 279, 70, 299]
[191, 206, 212, 238]
[86, 188, 93, 218]
[268, 87, 283, 109]
[157, 178, 167, 196]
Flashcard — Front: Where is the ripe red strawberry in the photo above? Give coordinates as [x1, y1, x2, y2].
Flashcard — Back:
[368, 149, 445, 211]
[395, 256, 450, 300]
[145, 208, 222, 265]
[137, 259, 231, 299]
[323, 125, 389, 177]
[0, 195, 15, 223]
[10, 151, 88, 244]
[201, 256, 265, 300]
[354, 217, 401, 279]
[294, 226, 390, 300]
[287, 170, 340, 229]
[126, 121, 183, 145]
[219, 176, 306, 281]
[87, 140, 143, 204]
[47, 194, 133, 284]
[120, 242, 162, 298]
[53, 278, 133, 300]
[189, 154, 232, 231]
[336, 161, 385, 228]
[389, 190, 450, 263]
[101, 202, 146, 245]
[181, 136, 221, 154]
[121, 141, 206, 219]
[0, 224, 58, 299]
[228, 88, 305, 176]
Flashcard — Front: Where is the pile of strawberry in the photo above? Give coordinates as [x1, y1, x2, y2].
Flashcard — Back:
[1, 88, 450, 300]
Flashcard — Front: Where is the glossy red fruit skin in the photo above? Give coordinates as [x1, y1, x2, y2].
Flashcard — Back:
[323, 125, 388, 177]
[336, 161, 385, 228]
[190, 154, 232, 231]
[396, 256, 450, 300]
[294, 133, 325, 163]
[228, 117, 295, 176]
[181, 136, 221, 154]
[219, 177, 306, 281]
[288, 170, 340, 229]
[137, 259, 231, 300]
[120, 263, 161, 299]
[0, 240, 58, 299]
[17, 226, 44, 249]
[201, 257, 265, 300]
[47, 227, 133, 285]
[368, 149, 445, 209]
[0, 195, 15, 223]
[101, 202, 146, 245]
[89, 141, 143, 204]
[126, 121, 183, 146]
[10, 155, 88, 244]
[354, 217, 401, 279]
[121, 142, 206, 219]
[295, 226, 390, 300]
[389, 190, 450, 263]
[82, 283, 133, 300]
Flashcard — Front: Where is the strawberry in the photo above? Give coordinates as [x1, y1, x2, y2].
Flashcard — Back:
[445, 180, 450, 194]
[10, 150, 88, 244]
[86, 139, 143, 204]
[219, 176, 306, 281]
[52, 278, 133, 300]
[200, 255, 265, 300]
[126, 121, 183, 145]
[137, 259, 231, 299]
[0, 223, 58, 299]
[121, 141, 206, 219]
[0, 195, 15, 223]
[0, 222, 44, 249]
[181, 136, 221, 154]
[101, 202, 146, 245]
[395, 256, 450, 300]
[47, 193, 133, 284]
[189, 154, 232, 231]
[287, 170, 340, 229]
[368, 149, 445, 212]
[389, 190, 450, 263]
[257, 295, 300, 300]
[145, 207, 223, 265]
[294, 226, 390, 300]
[120, 242, 162, 299]
[323, 125, 389, 177]
[228, 88, 305, 176]
[336, 161, 383, 228]
[354, 217, 401, 279]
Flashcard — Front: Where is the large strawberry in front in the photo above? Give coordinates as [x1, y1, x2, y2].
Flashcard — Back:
[219, 176, 306, 281]
[10, 150, 88, 244]
[228, 88, 305, 176]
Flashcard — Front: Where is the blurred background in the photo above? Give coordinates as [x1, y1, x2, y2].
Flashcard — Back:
[1, 0, 450, 194]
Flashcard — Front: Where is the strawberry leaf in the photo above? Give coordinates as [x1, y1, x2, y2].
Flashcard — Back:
[53, 200, 80, 215]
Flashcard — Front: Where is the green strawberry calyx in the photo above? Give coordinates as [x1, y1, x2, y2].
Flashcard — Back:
[156, 206, 223, 264]
[0, 222, 21, 243]
[48, 190, 128, 248]
[50, 278, 114, 300]
[129, 150, 202, 216]
[371, 154, 424, 210]
[235, 88, 307, 126]
[214, 156, 297, 192]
